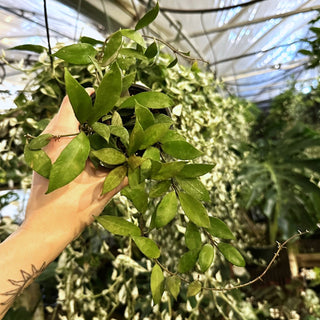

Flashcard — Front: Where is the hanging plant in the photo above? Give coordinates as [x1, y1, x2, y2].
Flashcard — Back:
[9, 3, 247, 305]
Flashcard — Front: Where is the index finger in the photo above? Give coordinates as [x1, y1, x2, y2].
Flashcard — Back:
[43, 88, 95, 135]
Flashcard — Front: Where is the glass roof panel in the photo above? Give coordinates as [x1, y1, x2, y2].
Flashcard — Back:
[0, 0, 320, 109]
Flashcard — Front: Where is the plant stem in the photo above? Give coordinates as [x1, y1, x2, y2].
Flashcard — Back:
[142, 35, 209, 64]
[25, 132, 80, 140]
[155, 231, 308, 292]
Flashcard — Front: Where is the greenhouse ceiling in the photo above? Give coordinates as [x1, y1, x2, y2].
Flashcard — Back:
[1, 0, 320, 110]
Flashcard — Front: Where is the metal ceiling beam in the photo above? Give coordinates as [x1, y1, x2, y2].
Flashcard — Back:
[56, 0, 123, 33]
[212, 36, 315, 66]
[160, 0, 266, 14]
[222, 58, 308, 82]
[190, 5, 320, 37]
[0, 5, 72, 39]
[200, 2, 252, 72]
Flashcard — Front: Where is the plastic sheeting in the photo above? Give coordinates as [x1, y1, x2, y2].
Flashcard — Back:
[1, 0, 320, 109]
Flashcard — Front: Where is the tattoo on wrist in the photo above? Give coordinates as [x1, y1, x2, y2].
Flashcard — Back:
[0, 262, 46, 316]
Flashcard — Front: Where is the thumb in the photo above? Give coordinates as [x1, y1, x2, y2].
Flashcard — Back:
[43, 87, 95, 135]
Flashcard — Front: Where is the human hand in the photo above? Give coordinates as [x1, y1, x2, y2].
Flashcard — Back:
[23, 89, 128, 241]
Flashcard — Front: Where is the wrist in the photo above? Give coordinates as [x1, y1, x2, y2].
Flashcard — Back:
[22, 206, 82, 257]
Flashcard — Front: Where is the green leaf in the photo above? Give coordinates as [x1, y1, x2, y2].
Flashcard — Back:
[160, 130, 185, 144]
[24, 145, 52, 178]
[128, 118, 144, 155]
[206, 217, 235, 240]
[139, 123, 171, 150]
[96, 215, 140, 236]
[89, 133, 109, 150]
[154, 113, 173, 125]
[109, 125, 129, 147]
[166, 276, 180, 300]
[286, 159, 320, 173]
[120, 29, 146, 48]
[151, 264, 164, 304]
[176, 177, 210, 202]
[9, 44, 47, 53]
[135, 2, 159, 30]
[122, 72, 136, 93]
[28, 134, 53, 150]
[185, 222, 202, 251]
[178, 249, 198, 273]
[145, 42, 158, 59]
[132, 236, 160, 258]
[79, 36, 104, 46]
[120, 92, 174, 109]
[298, 49, 312, 56]
[46, 132, 90, 193]
[111, 111, 123, 126]
[179, 192, 210, 228]
[152, 161, 186, 180]
[40, 85, 57, 98]
[65, 68, 92, 123]
[88, 63, 122, 124]
[53, 43, 96, 64]
[191, 61, 200, 72]
[139, 123, 170, 150]
[155, 191, 178, 228]
[102, 165, 127, 194]
[167, 57, 178, 69]
[149, 180, 171, 198]
[177, 164, 215, 178]
[150, 160, 163, 177]
[91, 148, 126, 165]
[102, 31, 122, 66]
[119, 48, 148, 61]
[128, 166, 140, 187]
[279, 171, 320, 194]
[91, 122, 110, 142]
[218, 242, 245, 267]
[162, 141, 203, 160]
[127, 155, 144, 169]
[187, 281, 201, 297]
[140, 159, 152, 180]
[143, 147, 160, 161]
[135, 103, 155, 129]
[198, 244, 215, 273]
[121, 183, 148, 213]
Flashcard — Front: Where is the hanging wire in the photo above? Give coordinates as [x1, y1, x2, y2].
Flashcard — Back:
[200, 12, 217, 76]
[1, 6, 72, 39]
[73, 0, 82, 41]
[131, 0, 140, 21]
[100, 0, 111, 34]
[43, 0, 53, 70]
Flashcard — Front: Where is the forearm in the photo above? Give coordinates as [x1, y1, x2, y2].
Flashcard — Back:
[0, 221, 74, 319]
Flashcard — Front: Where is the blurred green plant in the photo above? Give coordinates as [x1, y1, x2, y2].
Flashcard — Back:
[299, 11, 320, 69]
[238, 118, 320, 244]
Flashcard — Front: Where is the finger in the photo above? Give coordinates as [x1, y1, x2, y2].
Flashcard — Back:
[43, 88, 95, 135]
[42, 88, 95, 162]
